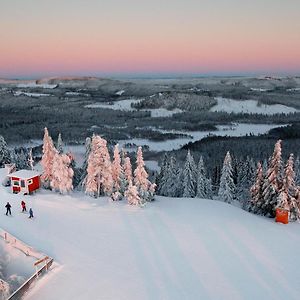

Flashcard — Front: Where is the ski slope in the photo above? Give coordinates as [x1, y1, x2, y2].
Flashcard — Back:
[0, 171, 299, 299]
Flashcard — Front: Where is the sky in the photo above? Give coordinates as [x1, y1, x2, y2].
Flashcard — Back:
[0, 0, 300, 78]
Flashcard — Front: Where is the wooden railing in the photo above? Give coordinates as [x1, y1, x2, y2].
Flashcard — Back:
[0, 229, 54, 300]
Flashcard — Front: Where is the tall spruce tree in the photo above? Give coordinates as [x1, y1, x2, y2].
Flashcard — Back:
[0, 135, 11, 167]
[218, 151, 235, 204]
[261, 140, 283, 217]
[249, 162, 264, 213]
[196, 156, 212, 199]
[182, 150, 197, 198]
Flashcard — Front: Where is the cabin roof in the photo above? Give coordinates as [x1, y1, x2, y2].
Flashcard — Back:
[8, 170, 41, 179]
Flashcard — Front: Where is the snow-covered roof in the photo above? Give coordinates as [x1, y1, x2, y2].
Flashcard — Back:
[7, 170, 41, 179]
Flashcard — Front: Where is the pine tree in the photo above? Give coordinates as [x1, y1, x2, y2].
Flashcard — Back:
[182, 150, 197, 198]
[196, 156, 212, 199]
[125, 182, 142, 206]
[165, 156, 182, 197]
[51, 153, 74, 194]
[11, 147, 30, 170]
[249, 162, 264, 213]
[57, 133, 64, 154]
[124, 156, 133, 187]
[294, 156, 300, 186]
[261, 140, 283, 217]
[0, 135, 11, 167]
[218, 151, 235, 204]
[28, 148, 34, 170]
[134, 147, 155, 202]
[278, 154, 300, 221]
[41, 128, 57, 189]
[78, 137, 91, 189]
[85, 135, 113, 197]
[111, 144, 123, 201]
[156, 154, 169, 195]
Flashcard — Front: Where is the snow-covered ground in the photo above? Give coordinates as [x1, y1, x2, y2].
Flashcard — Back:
[13, 91, 51, 98]
[210, 97, 298, 115]
[85, 99, 183, 118]
[0, 170, 299, 300]
[16, 83, 57, 89]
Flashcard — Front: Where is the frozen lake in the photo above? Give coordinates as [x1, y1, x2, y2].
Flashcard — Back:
[85, 98, 183, 117]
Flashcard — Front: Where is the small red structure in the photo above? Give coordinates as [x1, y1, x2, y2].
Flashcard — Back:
[275, 208, 289, 224]
[7, 170, 41, 195]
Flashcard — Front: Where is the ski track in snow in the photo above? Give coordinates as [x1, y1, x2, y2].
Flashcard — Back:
[0, 172, 299, 300]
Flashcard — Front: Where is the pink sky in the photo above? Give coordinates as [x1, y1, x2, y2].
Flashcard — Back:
[1, 0, 299, 77]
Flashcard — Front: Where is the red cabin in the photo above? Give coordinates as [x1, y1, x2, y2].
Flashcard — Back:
[8, 170, 41, 195]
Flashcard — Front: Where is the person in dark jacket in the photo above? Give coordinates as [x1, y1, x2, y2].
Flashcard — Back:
[21, 201, 26, 212]
[5, 202, 11, 216]
[29, 208, 34, 219]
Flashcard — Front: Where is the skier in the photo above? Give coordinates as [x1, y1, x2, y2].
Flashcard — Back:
[5, 202, 11, 216]
[21, 200, 26, 212]
[28, 208, 34, 219]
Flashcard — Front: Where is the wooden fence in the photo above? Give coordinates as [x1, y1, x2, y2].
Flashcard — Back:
[0, 229, 54, 300]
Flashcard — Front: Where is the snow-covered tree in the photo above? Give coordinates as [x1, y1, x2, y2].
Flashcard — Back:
[125, 182, 142, 206]
[164, 156, 182, 197]
[78, 137, 91, 189]
[249, 162, 264, 213]
[156, 154, 169, 195]
[28, 148, 34, 170]
[196, 156, 212, 199]
[261, 140, 283, 217]
[294, 156, 300, 186]
[277, 154, 300, 221]
[57, 133, 64, 154]
[124, 156, 133, 187]
[51, 153, 74, 194]
[236, 157, 256, 208]
[85, 135, 113, 197]
[0, 279, 10, 300]
[134, 146, 155, 202]
[41, 128, 57, 189]
[11, 147, 30, 170]
[0, 135, 11, 168]
[218, 151, 235, 204]
[111, 144, 123, 201]
[182, 150, 197, 198]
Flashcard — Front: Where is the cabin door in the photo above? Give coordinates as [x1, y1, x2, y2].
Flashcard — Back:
[20, 179, 28, 194]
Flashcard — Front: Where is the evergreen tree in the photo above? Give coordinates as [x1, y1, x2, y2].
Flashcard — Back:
[249, 162, 264, 213]
[277, 154, 300, 221]
[182, 150, 197, 198]
[28, 148, 34, 170]
[85, 135, 113, 197]
[134, 147, 155, 202]
[124, 156, 133, 188]
[78, 137, 91, 189]
[161, 156, 181, 197]
[156, 154, 169, 195]
[261, 140, 283, 217]
[0, 135, 11, 167]
[294, 156, 300, 186]
[111, 144, 123, 201]
[57, 133, 64, 154]
[51, 153, 74, 194]
[125, 182, 142, 206]
[41, 128, 57, 189]
[196, 156, 212, 199]
[218, 151, 235, 204]
[11, 147, 30, 170]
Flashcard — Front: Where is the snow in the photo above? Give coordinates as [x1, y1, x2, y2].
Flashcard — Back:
[250, 88, 272, 92]
[13, 91, 51, 97]
[115, 90, 125, 96]
[8, 170, 41, 180]
[287, 88, 300, 92]
[65, 92, 89, 97]
[85, 99, 183, 118]
[0, 169, 299, 300]
[17, 83, 57, 89]
[119, 123, 285, 152]
[211, 97, 298, 115]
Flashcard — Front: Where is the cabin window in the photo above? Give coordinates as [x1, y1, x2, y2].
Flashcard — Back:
[13, 181, 19, 186]
[28, 179, 33, 185]
[21, 180, 25, 187]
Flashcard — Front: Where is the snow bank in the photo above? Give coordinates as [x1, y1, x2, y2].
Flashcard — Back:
[13, 91, 51, 97]
[17, 83, 57, 89]
[0, 171, 299, 300]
